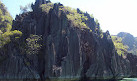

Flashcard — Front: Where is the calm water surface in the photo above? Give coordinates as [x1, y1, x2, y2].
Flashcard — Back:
[119, 78, 137, 81]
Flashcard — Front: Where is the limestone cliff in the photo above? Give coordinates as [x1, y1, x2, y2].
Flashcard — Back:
[0, 0, 136, 81]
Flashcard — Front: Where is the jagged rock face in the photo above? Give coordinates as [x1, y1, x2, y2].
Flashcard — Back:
[127, 54, 137, 77]
[0, 2, 134, 80]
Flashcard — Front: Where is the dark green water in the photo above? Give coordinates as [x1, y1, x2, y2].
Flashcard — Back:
[119, 78, 137, 81]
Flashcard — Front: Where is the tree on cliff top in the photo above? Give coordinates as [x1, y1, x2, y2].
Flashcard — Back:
[0, 1, 22, 48]
[111, 36, 128, 56]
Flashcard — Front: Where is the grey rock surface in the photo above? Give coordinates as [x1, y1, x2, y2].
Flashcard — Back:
[0, 0, 136, 80]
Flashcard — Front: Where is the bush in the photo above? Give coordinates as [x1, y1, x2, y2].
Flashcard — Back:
[40, 3, 54, 13]
[26, 34, 42, 54]
[111, 36, 128, 56]
[0, 30, 22, 48]
[63, 6, 88, 28]
[0, 1, 22, 48]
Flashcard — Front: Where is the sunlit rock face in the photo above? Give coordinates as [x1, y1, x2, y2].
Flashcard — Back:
[0, 0, 136, 80]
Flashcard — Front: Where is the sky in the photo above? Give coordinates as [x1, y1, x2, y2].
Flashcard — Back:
[1, 0, 137, 37]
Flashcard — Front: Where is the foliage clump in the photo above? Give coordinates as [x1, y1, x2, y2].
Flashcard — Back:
[0, 30, 22, 47]
[62, 7, 88, 28]
[117, 32, 137, 55]
[40, 3, 54, 13]
[0, 1, 22, 48]
[26, 34, 42, 54]
[60, 4, 103, 37]
[111, 36, 128, 56]
[0, 1, 12, 32]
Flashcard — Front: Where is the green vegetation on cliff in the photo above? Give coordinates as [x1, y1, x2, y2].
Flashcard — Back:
[0, 1, 22, 48]
[26, 34, 42, 54]
[111, 36, 128, 56]
[63, 7, 88, 28]
[0, 0, 136, 80]
[39, 2, 104, 40]
[40, 3, 54, 13]
[40, 3, 88, 28]
[117, 32, 137, 55]
[0, 1, 12, 32]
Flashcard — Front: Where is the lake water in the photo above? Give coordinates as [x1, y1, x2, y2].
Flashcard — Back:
[119, 78, 137, 81]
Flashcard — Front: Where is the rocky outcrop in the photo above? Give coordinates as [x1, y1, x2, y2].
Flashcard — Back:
[0, 0, 136, 81]
[127, 53, 137, 77]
